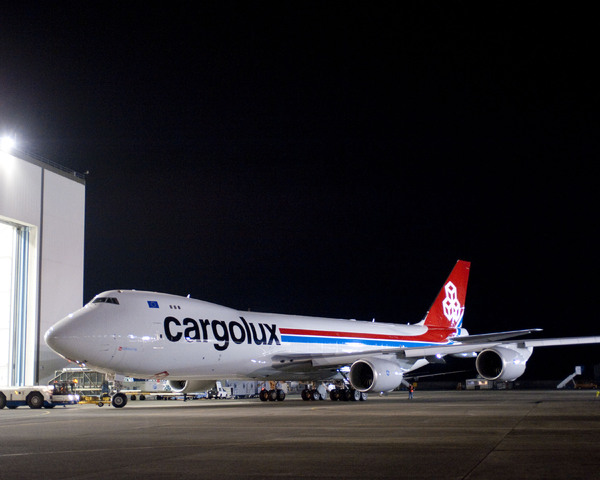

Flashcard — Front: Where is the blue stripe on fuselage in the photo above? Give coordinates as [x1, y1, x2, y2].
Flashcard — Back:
[280, 335, 446, 348]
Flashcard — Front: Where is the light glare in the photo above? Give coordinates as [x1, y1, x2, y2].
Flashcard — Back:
[1, 136, 16, 152]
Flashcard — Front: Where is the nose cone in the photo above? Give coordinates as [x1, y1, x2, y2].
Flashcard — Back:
[45, 314, 80, 361]
[46, 304, 121, 370]
[45, 306, 102, 364]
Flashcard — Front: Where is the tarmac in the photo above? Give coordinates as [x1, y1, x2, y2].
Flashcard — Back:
[1, 389, 600, 479]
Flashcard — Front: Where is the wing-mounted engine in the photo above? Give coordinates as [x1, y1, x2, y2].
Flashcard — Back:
[167, 379, 217, 394]
[475, 346, 533, 381]
[349, 357, 404, 393]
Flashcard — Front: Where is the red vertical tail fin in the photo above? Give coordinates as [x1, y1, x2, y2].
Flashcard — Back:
[420, 260, 470, 330]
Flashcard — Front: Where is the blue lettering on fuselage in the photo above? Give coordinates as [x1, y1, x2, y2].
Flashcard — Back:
[163, 316, 280, 351]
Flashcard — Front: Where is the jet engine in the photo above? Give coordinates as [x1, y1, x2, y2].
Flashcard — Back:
[349, 357, 403, 393]
[475, 346, 533, 381]
[167, 379, 217, 394]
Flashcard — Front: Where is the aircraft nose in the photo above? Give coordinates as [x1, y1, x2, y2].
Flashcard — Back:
[46, 306, 120, 369]
[45, 312, 87, 362]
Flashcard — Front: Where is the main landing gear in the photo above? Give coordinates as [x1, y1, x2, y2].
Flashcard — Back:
[301, 386, 368, 402]
[259, 388, 286, 402]
[328, 387, 367, 402]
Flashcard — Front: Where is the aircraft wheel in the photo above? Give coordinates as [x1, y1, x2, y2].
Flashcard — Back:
[276, 389, 286, 401]
[351, 389, 361, 401]
[267, 389, 278, 401]
[311, 389, 320, 401]
[111, 393, 128, 408]
[330, 389, 340, 401]
[26, 391, 44, 409]
[360, 392, 368, 401]
[301, 389, 310, 401]
[0, 392, 6, 409]
[259, 389, 270, 402]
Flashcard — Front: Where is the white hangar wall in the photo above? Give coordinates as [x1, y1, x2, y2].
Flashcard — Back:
[0, 149, 85, 385]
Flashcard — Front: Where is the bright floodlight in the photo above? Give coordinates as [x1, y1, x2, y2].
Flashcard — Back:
[1, 136, 16, 152]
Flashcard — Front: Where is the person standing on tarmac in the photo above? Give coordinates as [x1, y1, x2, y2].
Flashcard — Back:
[408, 384, 414, 400]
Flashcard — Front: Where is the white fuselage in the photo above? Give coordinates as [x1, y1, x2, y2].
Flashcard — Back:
[45, 290, 436, 381]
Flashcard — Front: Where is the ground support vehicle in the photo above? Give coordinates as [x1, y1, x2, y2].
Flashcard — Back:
[78, 393, 113, 407]
[0, 383, 80, 409]
[79, 392, 129, 408]
[207, 381, 232, 399]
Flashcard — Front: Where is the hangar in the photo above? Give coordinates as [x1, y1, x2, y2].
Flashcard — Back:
[0, 143, 85, 386]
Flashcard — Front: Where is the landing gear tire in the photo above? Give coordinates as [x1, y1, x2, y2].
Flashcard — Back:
[276, 389, 286, 401]
[259, 389, 270, 402]
[111, 392, 128, 408]
[26, 391, 44, 409]
[327, 388, 367, 402]
[0, 392, 6, 409]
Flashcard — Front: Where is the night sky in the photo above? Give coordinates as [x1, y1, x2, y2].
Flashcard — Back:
[2, 3, 598, 378]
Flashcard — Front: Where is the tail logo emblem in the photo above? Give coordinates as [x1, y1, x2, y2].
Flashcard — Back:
[442, 281, 464, 327]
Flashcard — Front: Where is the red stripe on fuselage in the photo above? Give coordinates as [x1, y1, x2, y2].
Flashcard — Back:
[279, 327, 456, 343]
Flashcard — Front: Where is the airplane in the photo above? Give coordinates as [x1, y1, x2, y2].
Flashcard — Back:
[45, 260, 600, 407]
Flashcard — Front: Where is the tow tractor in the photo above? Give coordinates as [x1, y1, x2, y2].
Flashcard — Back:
[0, 381, 80, 409]
[78, 393, 115, 407]
[78, 383, 129, 407]
[78, 390, 131, 407]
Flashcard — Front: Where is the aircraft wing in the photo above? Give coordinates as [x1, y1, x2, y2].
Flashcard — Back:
[456, 329, 542, 343]
[403, 335, 600, 358]
[519, 336, 600, 348]
[272, 334, 600, 368]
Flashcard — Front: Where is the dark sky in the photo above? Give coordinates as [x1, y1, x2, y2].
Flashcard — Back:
[2, 3, 598, 377]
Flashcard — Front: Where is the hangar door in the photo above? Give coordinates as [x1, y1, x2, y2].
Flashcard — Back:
[0, 220, 29, 386]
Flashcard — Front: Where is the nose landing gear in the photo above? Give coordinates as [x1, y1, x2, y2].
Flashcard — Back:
[111, 392, 128, 408]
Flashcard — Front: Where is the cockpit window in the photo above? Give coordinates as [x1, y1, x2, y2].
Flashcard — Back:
[92, 297, 120, 305]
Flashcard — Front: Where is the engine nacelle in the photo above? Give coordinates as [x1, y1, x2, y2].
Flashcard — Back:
[167, 379, 217, 394]
[349, 357, 403, 393]
[475, 346, 532, 381]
